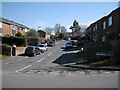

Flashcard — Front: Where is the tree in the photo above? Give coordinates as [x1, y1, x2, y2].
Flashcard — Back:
[15, 32, 23, 37]
[45, 27, 53, 35]
[25, 29, 39, 40]
[59, 33, 64, 39]
[73, 20, 81, 32]
[54, 24, 67, 34]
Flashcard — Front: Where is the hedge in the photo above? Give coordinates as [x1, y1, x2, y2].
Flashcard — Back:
[2, 36, 27, 47]
[1, 44, 11, 56]
[83, 41, 112, 62]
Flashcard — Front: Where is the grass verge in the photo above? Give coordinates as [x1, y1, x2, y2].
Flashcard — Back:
[0, 54, 10, 60]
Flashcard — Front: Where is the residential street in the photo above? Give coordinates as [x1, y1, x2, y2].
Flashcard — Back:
[2, 40, 118, 88]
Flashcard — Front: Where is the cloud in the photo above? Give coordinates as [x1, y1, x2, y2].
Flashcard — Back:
[36, 21, 48, 26]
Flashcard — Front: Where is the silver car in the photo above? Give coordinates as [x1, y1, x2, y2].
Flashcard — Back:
[38, 44, 48, 53]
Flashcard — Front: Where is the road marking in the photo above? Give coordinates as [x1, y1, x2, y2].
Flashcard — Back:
[48, 52, 52, 56]
[15, 64, 32, 73]
[37, 58, 44, 62]
[5, 57, 28, 64]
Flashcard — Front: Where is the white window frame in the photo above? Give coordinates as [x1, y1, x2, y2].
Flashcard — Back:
[96, 24, 97, 30]
[109, 16, 112, 26]
[103, 21, 106, 29]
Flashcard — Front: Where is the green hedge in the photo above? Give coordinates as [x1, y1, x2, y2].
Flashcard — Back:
[1, 44, 11, 56]
[2, 36, 27, 47]
[83, 41, 112, 62]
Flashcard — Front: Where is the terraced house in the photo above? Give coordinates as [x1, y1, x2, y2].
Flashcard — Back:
[0, 17, 29, 36]
[86, 7, 120, 42]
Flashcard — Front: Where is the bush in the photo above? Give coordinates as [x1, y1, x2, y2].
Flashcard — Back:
[15, 32, 23, 37]
[83, 41, 112, 62]
[1, 44, 11, 56]
[2, 36, 27, 47]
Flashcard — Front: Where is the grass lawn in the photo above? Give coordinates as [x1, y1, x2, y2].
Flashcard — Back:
[0, 54, 10, 60]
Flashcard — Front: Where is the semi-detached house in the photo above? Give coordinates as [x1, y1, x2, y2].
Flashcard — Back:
[0, 17, 29, 36]
[86, 7, 120, 42]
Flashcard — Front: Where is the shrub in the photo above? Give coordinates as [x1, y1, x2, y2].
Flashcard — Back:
[2, 44, 11, 56]
[15, 32, 23, 37]
[2, 36, 27, 47]
[83, 41, 112, 62]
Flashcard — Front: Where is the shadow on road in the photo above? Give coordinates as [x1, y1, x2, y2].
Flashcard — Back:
[61, 46, 78, 52]
[18, 53, 28, 56]
[52, 53, 78, 65]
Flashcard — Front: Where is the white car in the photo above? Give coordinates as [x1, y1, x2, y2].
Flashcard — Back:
[65, 42, 73, 48]
[38, 44, 48, 53]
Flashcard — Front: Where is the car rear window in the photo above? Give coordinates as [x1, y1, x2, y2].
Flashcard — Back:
[26, 47, 34, 50]
[66, 43, 71, 44]
[39, 45, 44, 47]
[49, 42, 53, 43]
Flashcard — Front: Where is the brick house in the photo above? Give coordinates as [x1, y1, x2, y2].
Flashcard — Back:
[86, 7, 120, 42]
[64, 32, 73, 38]
[37, 30, 46, 38]
[0, 17, 29, 36]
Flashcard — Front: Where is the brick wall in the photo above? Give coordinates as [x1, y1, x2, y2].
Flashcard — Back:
[2, 23, 11, 36]
[15, 47, 27, 56]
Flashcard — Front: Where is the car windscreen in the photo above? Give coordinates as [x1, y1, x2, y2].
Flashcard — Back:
[39, 45, 44, 47]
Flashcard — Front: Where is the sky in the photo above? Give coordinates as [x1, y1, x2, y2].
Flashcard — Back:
[2, 2, 118, 32]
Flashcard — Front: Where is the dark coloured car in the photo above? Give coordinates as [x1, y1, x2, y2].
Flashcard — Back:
[25, 46, 41, 56]
[47, 41, 55, 47]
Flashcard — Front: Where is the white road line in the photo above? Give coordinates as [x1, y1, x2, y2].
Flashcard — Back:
[48, 52, 52, 56]
[15, 65, 32, 73]
[37, 58, 44, 62]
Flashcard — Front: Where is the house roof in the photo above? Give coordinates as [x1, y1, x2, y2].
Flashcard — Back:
[0, 17, 29, 29]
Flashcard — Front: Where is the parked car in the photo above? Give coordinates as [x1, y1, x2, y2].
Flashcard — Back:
[25, 46, 41, 56]
[47, 41, 55, 47]
[70, 41, 75, 45]
[38, 44, 48, 53]
[65, 42, 73, 48]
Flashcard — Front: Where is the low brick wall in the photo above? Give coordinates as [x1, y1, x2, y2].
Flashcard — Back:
[15, 47, 27, 56]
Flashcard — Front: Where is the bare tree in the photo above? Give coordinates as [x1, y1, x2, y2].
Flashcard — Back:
[54, 24, 67, 34]
[45, 27, 53, 35]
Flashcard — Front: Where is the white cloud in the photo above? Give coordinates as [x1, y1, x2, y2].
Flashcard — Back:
[66, 24, 72, 32]
[36, 21, 48, 26]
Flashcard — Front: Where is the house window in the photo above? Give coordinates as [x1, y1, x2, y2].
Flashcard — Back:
[12, 25, 16, 30]
[0, 22, 2, 28]
[102, 36, 106, 42]
[96, 24, 97, 30]
[89, 27, 91, 32]
[70, 34, 72, 36]
[25, 28, 28, 32]
[93, 26, 95, 31]
[109, 16, 112, 26]
[103, 21, 106, 29]
[17, 26, 20, 31]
